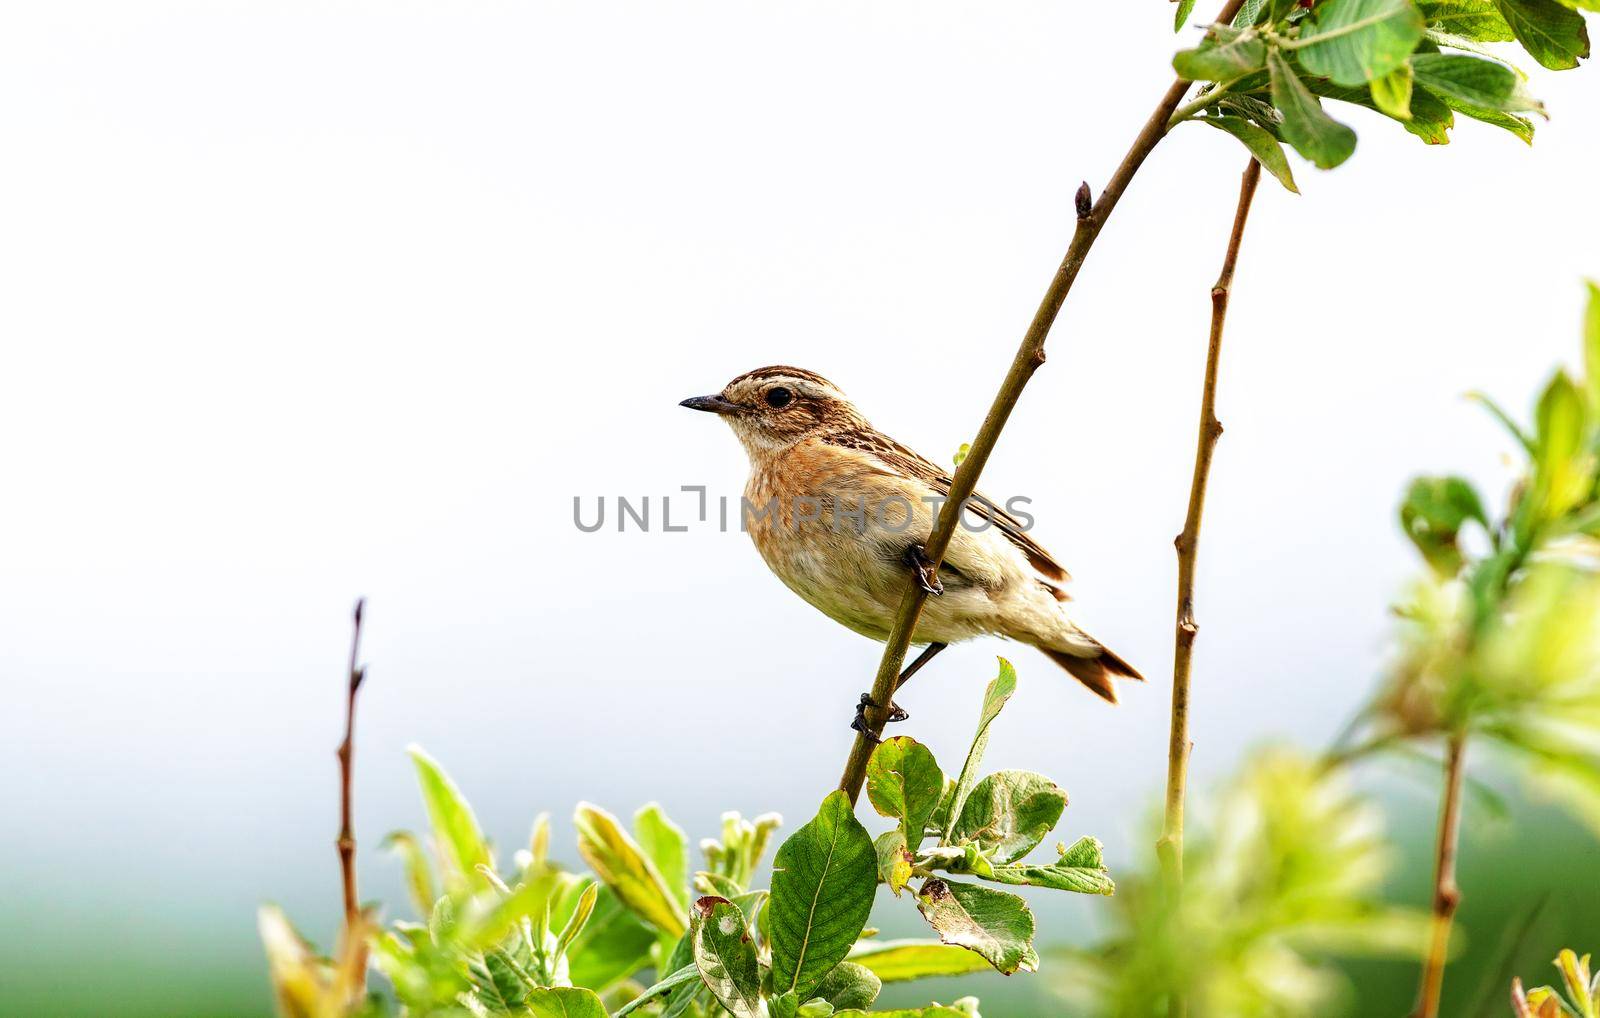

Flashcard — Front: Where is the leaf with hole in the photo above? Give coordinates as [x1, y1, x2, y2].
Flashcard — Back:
[692, 896, 765, 1018]
[914, 878, 1037, 975]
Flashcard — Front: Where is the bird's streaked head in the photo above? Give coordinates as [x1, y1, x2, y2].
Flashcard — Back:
[680, 365, 867, 455]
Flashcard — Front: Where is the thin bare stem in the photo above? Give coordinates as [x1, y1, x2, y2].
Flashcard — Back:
[1157, 156, 1260, 1018]
[1414, 731, 1468, 1018]
[336, 598, 367, 930]
[836, 0, 1249, 804]
[1158, 158, 1260, 878]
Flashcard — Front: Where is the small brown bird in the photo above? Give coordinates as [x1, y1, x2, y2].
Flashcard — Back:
[682, 366, 1142, 723]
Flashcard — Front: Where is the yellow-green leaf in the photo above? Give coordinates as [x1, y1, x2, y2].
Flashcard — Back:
[574, 802, 689, 936]
[846, 939, 995, 982]
[407, 745, 492, 889]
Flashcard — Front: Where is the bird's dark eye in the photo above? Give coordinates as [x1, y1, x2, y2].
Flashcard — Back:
[765, 387, 793, 409]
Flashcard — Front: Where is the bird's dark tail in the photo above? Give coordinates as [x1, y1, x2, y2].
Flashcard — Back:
[1039, 643, 1143, 704]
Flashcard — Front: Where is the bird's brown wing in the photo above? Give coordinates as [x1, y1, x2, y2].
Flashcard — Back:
[822, 429, 1071, 583]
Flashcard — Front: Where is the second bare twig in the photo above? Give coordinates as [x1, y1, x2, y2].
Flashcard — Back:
[835, 0, 1250, 804]
[336, 598, 367, 929]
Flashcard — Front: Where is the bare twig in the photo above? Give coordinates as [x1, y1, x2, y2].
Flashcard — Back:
[1158, 158, 1260, 884]
[336, 598, 367, 930]
[1157, 156, 1260, 1018]
[836, 0, 1250, 803]
[1414, 731, 1468, 1018]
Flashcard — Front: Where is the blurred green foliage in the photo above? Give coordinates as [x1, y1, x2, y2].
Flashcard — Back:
[259, 661, 1112, 1017]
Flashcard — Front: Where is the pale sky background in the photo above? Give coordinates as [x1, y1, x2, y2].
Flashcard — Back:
[2, 0, 1598, 1010]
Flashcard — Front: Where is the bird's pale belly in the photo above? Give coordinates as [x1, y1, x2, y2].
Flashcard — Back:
[744, 495, 999, 646]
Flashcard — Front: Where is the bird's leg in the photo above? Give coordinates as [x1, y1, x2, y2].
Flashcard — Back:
[904, 544, 944, 597]
[850, 642, 947, 740]
[893, 641, 947, 697]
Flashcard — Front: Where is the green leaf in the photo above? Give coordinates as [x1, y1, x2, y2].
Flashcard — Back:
[564, 884, 657, 991]
[1467, 391, 1537, 453]
[1492, 0, 1591, 68]
[1174, 25, 1269, 81]
[381, 831, 439, 918]
[574, 802, 689, 936]
[1197, 116, 1301, 192]
[1442, 101, 1536, 141]
[874, 830, 914, 897]
[460, 867, 574, 950]
[846, 940, 995, 982]
[1176, 0, 1199, 31]
[769, 791, 879, 999]
[1296, 0, 1426, 86]
[1420, 0, 1518, 40]
[833, 1010, 974, 1018]
[477, 950, 532, 1011]
[983, 836, 1116, 895]
[407, 745, 492, 889]
[1370, 62, 1416, 117]
[1411, 53, 1544, 110]
[1269, 49, 1359, 168]
[614, 964, 702, 1018]
[635, 803, 691, 913]
[1398, 84, 1458, 141]
[1583, 282, 1600, 414]
[814, 961, 883, 1011]
[692, 897, 765, 1018]
[945, 659, 1018, 842]
[1533, 370, 1593, 519]
[526, 986, 610, 1018]
[554, 882, 599, 963]
[1315, 76, 1458, 141]
[914, 879, 1037, 975]
[949, 771, 1066, 864]
[866, 737, 945, 851]
[771, 993, 838, 1018]
[1399, 475, 1490, 577]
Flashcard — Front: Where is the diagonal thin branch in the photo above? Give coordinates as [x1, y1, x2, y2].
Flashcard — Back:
[836, 0, 1250, 804]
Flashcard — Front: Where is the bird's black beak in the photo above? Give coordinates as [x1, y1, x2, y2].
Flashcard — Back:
[679, 394, 741, 415]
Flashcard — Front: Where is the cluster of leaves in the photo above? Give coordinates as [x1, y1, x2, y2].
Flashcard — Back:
[865, 659, 1115, 978]
[1170, 0, 1594, 191]
[261, 659, 1108, 1018]
[1054, 748, 1427, 1017]
[1512, 949, 1600, 1017]
[1371, 284, 1600, 833]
